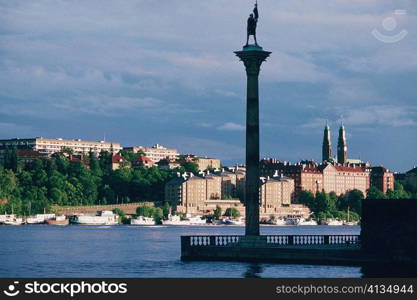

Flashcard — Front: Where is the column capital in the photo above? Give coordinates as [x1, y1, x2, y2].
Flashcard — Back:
[235, 45, 271, 76]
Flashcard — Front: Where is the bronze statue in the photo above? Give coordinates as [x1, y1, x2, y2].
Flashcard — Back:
[246, 3, 259, 46]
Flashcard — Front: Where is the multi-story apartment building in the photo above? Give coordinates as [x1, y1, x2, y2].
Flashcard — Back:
[260, 159, 371, 197]
[123, 144, 179, 163]
[165, 174, 207, 214]
[259, 176, 294, 215]
[165, 171, 304, 218]
[321, 164, 370, 196]
[0, 137, 121, 158]
[370, 166, 394, 193]
[194, 157, 221, 171]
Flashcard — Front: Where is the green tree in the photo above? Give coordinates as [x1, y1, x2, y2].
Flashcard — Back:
[4, 146, 18, 172]
[298, 190, 315, 208]
[224, 207, 240, 218]
[213, 205, 222, 220]
[181, 162, 199, 174]
[162, 202, 170, 219]
[315, 191, 336, 214]
[343, 189, 364, 214]
[136, 205, 154, 217]
[152, 207, 163, 224]
[366, 187, 386, 199]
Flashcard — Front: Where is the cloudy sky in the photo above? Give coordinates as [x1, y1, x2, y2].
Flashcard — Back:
[1, 0, 416, 171]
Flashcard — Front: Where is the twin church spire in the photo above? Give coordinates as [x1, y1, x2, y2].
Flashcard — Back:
[322, 123, 347, 164]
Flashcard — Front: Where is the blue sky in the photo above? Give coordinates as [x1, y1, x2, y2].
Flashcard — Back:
[0, 0, 416, 171]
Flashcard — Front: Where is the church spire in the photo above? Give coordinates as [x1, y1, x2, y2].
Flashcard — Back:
[337, 123, 347, 164]
[322, 122, 332, 162]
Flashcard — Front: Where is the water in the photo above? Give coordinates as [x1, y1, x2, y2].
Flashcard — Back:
[0, 225, 362, 278]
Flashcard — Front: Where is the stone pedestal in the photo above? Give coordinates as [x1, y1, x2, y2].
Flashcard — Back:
[236, 235, 268, 248]
[235, 45, 271, 236]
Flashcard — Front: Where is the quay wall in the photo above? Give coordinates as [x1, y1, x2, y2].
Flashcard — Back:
[361, 198, 417, 264]
[53, 202, 154, 215]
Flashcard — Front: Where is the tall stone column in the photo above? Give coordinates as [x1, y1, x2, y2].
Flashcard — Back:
[235, 45, 271, 236]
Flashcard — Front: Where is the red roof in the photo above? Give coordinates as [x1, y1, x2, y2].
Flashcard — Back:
[334, 165, 366, 173]
[112, 154, 127, 164]
[17, 150, 42, 158]
[134, 154, 152, 163]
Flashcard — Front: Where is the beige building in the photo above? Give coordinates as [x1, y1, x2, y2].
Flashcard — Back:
[0, 137, 121, 157]
[124, 144, 179, 163]
[321, 164, 370, 196]
[259, 176, 294, 215]
[165, 171, 304, 218]
[261, 159, 371, 198]
[194, 157, 221, 171]
[165, 174, 207, 214]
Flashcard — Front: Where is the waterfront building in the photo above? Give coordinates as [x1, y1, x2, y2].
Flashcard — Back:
[369, 166, 394, 193]
[0, 137, 121, 159]
[260, 159, 370, 197]
[259, 176, 294, 215]
[164, 171, 304, 218]
[321, 164, 370, 196]
[123, 144, 179, 163]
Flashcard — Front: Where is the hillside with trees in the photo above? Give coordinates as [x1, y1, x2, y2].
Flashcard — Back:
[0, 149, 196, 216]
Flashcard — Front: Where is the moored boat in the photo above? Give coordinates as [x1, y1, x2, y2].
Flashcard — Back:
[162, 215, 190, 225]
[187, 215, 207, 225]
[71, 210, 118, 225]
[298, 218, 318, 226]
[222, 217, 244, 225]
[46, 215, 69, 226]
[323, 219, 344, 226]
[26, 213, 56, 224]
[3, 216, 24, 225]
[130, 216, 155, 226]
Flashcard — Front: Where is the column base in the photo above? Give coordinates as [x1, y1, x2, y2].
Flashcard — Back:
[237, 236, 268, 248]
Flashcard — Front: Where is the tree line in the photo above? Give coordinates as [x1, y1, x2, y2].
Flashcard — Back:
[0, 148, 199, 216]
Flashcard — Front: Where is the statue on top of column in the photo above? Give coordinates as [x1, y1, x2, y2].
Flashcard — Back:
[245, 2, 259, 46]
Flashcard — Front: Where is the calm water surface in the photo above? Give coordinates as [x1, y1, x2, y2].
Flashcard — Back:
[0, 225, 362, 278]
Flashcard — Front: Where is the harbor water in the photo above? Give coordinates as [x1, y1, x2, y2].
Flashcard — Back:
[0, 225, 363, 278]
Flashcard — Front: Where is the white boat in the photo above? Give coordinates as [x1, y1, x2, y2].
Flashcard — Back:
[26, 213, 56, 224]
[298, 218, 318, 226]
[324, 219, 344, 226]
[187, 216, 207, 225]
[3, 216, 24, 225]
[162, 215, 190, 225]
[264, 218, 286, 225]
[71, 211, 118, 225]
[0, 214, 13, 224]
[285, 218, 301, 225]
[343, 221, 359, 226]
[130, 216, 156, 225]
[222, 217, 244, 225]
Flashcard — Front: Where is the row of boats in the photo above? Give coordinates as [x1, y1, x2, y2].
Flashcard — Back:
[262, 218, 358, 226]
[0, 211, 358, 226]
[0, 211, 119, 226]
